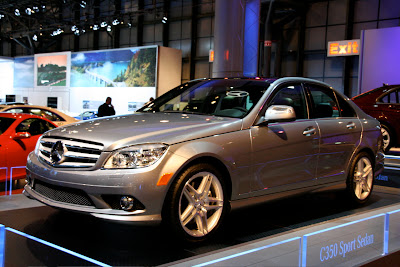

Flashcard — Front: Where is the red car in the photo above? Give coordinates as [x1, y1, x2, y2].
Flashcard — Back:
[352, 84, 400, 152]
[0, 113, 57, 190]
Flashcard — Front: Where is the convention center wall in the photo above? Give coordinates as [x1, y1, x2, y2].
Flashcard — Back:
[0, 45, 181, 115]
[359, 26, 400, 94]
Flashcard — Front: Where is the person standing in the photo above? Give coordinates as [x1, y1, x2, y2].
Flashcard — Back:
[98, 97, 115, 117]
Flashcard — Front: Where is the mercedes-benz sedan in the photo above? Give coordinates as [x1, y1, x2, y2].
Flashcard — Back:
[24, 77, 384, 242]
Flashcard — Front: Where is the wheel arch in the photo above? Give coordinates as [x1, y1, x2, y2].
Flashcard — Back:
[379, 120, 397, 144]
[160, 155, 233, 220]
[346, 147, 376, 181]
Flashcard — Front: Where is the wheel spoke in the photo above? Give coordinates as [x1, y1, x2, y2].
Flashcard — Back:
[198, 174, 213, 199]
[205, 197, 223, 211]
[362, 164, 372, 178]
[183, 186, 197, 205]
[362, 181, 371, 193]
[355, 181, 362, 198]
[195, 209, 208, 235]
[181, 204, 196, 226]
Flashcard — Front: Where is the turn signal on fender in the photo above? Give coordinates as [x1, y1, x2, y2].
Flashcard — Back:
[157, 173, 173, 186]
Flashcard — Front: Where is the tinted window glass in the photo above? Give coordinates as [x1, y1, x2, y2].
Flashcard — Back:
[379, 90, 399, 104]
[139, 80, 270, 118]
[336, 94, 356, 117]
[0, 117, 15, 134]
[308, 84, 339, 118]
[16, 118, 56, 136]
[268, 84, 308, 119]
[24, 108, 64, 121]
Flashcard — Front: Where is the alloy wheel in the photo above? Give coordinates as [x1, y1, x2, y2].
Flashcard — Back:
[353, 156, 373, 201]
[178, 171, 224, 237]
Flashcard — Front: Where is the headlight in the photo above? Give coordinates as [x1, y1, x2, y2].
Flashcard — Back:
[103, 144, 168, 169]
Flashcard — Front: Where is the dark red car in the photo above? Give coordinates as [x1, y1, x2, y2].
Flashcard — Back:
[352, 85, 400, 152]
[0, 113, 57, 190]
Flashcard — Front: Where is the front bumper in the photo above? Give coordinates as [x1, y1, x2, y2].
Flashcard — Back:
[24, 150, 187, 225]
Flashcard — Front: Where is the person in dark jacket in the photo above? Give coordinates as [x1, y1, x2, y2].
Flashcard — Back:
[97, 97, 115, 117]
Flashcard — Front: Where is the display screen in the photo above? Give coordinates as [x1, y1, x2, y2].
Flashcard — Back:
[70, 47, 156, 87]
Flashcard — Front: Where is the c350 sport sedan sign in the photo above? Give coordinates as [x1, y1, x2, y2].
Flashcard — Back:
[24, 77, 384, 242]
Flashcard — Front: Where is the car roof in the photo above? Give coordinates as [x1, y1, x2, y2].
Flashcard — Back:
[353, 84, 400, 100]
[0, 112, 54, 121]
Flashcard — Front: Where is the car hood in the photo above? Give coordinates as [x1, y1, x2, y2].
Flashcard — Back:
[44, 112, 242, 151]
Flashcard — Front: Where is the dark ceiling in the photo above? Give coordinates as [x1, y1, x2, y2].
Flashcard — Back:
[0, 0, 311, 55]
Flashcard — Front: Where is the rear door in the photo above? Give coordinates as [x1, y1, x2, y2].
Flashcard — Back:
[305, 83, 362, 184]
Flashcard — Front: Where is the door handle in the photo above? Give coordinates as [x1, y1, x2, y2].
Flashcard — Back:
[346, 122, 356, 129]
[303, 127, 316, 136]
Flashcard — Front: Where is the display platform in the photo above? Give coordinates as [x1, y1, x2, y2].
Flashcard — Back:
[1, 149, 400, 266]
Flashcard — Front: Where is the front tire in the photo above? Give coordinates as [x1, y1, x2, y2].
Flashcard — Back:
[346, 152, 374, 204]
[163, 163, 229, 243]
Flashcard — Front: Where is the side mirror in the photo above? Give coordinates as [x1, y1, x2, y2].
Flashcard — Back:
[13, 132, 32, 139]
[259, 105, 296, 125]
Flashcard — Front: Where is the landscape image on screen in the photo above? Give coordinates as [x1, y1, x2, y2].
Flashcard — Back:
[71, 47, 156, 87]
[37, 55, 68, 86]
[14, 57, 34, 88]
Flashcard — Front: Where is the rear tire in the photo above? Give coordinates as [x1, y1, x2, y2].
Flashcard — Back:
[381, 124, 393, 153]
[346, 152, 374, 205]
[163, 163, 229, 243]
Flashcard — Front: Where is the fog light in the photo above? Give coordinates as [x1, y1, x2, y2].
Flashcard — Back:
[120, 196, 134, 211]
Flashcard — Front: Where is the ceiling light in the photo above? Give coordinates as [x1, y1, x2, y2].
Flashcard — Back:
[80, 1, 86, 8]
[74, 29, 80, 36]
[107, 25, 112, 32]
[162, 16, 168, 23]
[33, 35, 38, 41]
[112, 19, 120, 25]
[15, 9, 20, 16]
[71, 25, 77, 31]
[127, 23, 132, 28]
[101, 21, 107, 27]
[25, 8, 32, 15]
[0, 14, 4, 19]
[93, 24, 99, 30]
[33, 6, 39, 13]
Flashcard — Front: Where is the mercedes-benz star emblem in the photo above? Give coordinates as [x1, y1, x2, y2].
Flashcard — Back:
[50, 141, 66, 165]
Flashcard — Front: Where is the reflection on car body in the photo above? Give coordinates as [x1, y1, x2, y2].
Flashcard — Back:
[24, 77, 384, 242]
[0, 112, 57, 185]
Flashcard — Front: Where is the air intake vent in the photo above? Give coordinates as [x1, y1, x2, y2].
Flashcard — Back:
[34, 180, 94, 207]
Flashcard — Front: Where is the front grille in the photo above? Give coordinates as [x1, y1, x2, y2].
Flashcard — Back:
[38, 136, 104, 168]
[34, 180, 94, 207]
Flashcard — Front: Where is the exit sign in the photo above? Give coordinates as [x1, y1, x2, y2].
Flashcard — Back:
[327, 39, 360, 57]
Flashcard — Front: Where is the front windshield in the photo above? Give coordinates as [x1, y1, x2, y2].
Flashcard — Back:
[0, 117, 15, 135]
[138, 79, 270, 118]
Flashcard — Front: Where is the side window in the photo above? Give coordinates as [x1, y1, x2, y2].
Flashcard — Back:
[16, 119, 55, 136]
[25, 108, 64, 121]
[335, 94, 357, 117]
[16, 118, 34, 133]
[379, 90, 399, 104]
[268, 84, 308, 119]
[4, 108, 24, 113]
[308, 84, 339, 118]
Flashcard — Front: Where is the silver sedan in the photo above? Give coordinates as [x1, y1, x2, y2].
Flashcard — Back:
[24, 77, 384, 242]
